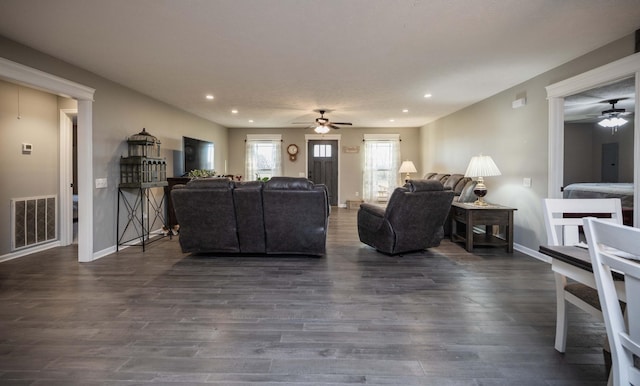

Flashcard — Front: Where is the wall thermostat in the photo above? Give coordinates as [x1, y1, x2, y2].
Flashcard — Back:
[22, 143, 33, 154]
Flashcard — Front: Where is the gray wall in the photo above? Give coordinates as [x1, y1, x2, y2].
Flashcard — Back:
[227, 127, 421, 205]
[419, 33, 636, 252]
[565, 121, 635, 185]
[564, 123, 596, 184]
[0, 36, 228, 256]
[0, 80, 60, 254]
[591, 120, 635, 182]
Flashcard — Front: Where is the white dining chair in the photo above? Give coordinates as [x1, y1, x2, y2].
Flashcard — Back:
[542, 198, 623, 352]
[584, 218, 640, 386]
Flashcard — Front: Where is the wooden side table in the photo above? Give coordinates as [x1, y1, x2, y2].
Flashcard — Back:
[450, 202, 517, 252]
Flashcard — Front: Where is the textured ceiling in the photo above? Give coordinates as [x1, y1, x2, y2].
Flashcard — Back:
[565, 77, 636, 123]
[0, 0, 639, 129]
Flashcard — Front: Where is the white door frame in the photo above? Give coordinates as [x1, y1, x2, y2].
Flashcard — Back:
[546, 52, 640, 227]
[0, 57, 95, 262]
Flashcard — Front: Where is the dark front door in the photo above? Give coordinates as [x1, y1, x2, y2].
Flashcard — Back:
[308, 140, 338, 206]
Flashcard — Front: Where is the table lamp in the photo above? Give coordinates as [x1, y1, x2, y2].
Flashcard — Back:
[398, 160, 417, 182]
[464, 154, 501, 206]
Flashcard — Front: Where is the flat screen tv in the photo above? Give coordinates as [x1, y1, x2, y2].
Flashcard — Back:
[183, 136, 215, 175]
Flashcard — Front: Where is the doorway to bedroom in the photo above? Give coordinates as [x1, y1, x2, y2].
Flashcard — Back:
[562, 76, 636, 225]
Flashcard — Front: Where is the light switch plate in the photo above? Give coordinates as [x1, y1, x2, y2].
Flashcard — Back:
[95, 178, 108, 189]
[523, 177, 532, 187]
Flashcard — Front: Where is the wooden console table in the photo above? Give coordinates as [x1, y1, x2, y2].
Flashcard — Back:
[450, 202, 516, 252]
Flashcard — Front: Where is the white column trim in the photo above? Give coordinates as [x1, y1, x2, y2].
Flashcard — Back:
[547, 97, 565, 199]
[77, 100, 94, 262]
[0, 57, 95, 100]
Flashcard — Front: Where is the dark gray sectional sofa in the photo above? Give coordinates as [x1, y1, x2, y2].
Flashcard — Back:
[423, 173, 476, 202]
[171, 177, 330, 256]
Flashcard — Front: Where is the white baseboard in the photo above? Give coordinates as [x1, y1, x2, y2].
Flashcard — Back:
[91, 245, 117, 262]
[0, 241, 61, 263]
[91, 228, 168, 262]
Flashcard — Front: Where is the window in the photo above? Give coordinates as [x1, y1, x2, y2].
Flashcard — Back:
[313, 144, 332, 158]
[363, 134, 401, 202]
[245, 134, 282, 180]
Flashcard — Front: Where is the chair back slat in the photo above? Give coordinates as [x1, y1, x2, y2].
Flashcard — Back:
[542, 198, 622, 246]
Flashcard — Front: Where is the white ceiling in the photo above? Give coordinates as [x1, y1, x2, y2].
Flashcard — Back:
[0, 0, 639, 129]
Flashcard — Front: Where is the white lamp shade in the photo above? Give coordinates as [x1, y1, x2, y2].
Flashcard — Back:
[314, 125, 330, 134]
[464, 155, 501, 178]
[398, 160, 417, 174]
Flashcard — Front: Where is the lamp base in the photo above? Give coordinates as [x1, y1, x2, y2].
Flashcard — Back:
[473, 198, 489, 206]
[472, 179, 488, 206]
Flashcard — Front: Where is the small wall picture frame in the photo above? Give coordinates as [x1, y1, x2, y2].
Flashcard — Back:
[343, 146, 359, 154]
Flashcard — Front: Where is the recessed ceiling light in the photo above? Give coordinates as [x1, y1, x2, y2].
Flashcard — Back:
[402, 109, 409, 113]
[231, 109, 238, 114]
[424, 93, 432, 98]
[248, 119, 254, 123]
[205, 94, 214, 100]
[389, 119, 395, 122]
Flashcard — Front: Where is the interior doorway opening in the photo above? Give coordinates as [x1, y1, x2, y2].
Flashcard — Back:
[59, 108, 78, 246]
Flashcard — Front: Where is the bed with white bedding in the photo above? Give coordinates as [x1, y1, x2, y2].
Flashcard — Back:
[562, 182, 634, 208]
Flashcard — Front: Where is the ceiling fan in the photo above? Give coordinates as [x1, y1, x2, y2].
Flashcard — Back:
[598, 98, 633, 118]
[293, 109, 353, 132]
[597, 99, 633, 134]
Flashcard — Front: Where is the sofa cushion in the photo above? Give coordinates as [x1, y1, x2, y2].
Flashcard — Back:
[265, 176, 314, 190]
[430, 173, 450, 183]
[443, 174, 467, 193]
[186, 178, 235, 190]
[457, 179, 478, 203]
[171, 178, 240, 253]
[233, 181, 266, 253]
[262, 180, 329, 255]
[404, 179, 445, 192]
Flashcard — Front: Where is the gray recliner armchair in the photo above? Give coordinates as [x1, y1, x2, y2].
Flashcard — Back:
[357, 179, 455, 255]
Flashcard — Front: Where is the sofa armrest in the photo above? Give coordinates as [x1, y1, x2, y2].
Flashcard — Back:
[358, 203, 386, 231]
[359, 203, 385, 217]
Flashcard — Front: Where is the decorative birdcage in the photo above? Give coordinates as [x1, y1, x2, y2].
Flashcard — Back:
[119, 128, 167, 188]
[127, 128, 161, 157]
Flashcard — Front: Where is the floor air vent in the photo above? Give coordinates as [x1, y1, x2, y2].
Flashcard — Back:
[11, 195, 57, 251]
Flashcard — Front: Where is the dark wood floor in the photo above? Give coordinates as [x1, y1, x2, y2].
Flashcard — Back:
[0, 208, 609, 385]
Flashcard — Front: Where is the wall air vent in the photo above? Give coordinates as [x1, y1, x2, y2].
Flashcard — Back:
[11, 195, 57, 251]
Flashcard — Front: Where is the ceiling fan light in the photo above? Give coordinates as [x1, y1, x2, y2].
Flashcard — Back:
[612, 117, 628, 126]
[598, 117, 628, 128]
[314, 125, 330, 134]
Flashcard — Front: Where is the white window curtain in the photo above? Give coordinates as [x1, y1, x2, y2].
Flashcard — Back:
[245, 134, 282, 181]
[363, 134, 401, 202]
